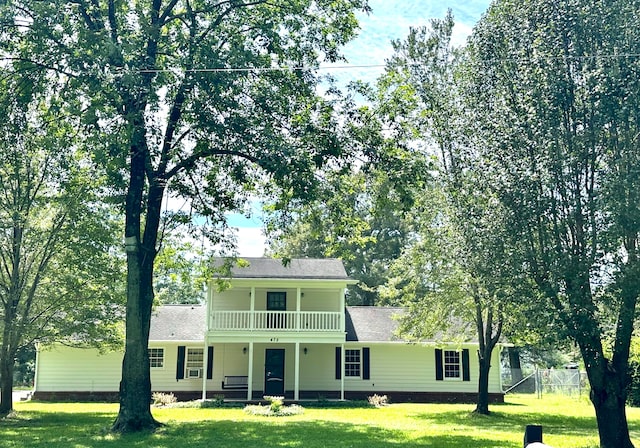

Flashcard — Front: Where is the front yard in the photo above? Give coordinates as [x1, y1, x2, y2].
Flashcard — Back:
[2, 394, 639, 447]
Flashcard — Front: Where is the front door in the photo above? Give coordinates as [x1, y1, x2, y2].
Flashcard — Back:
[264, 349, 285, 396]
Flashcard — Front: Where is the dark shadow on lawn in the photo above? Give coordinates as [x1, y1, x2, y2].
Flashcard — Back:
[1, 410, 519, 448]
[409, 408, 598, 441]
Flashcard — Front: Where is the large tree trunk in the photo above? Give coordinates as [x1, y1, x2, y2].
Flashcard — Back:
[474, 353, 491, 415]
[112, 115, 164, 432]
[111, 252, 158, 432]
[0, 298, 17, 415]
[588, 367, 634, 448]
[0, 344, 15, 415]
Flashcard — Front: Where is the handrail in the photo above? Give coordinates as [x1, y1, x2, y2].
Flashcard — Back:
[210, 310, 342, 332]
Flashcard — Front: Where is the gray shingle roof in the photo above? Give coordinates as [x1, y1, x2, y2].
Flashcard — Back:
[149, 305, 206, 341]
[345, 306, 405, 342]
[217, 257, 352, 280]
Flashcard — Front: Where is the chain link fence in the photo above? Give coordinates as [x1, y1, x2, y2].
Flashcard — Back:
[504, 368, 588, 397]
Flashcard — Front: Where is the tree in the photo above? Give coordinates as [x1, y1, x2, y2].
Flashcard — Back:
[269, 167, 421, 306]
[461, 0, 640, 445]
[375, 12, 511, 415]
[154, 237, 209, 305]
[1, 0, 370, 431]
[0, 71, 123, 415]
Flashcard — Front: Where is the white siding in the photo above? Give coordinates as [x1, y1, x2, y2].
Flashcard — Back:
[212, 289, 250, 311]
[36, 345, 122, 392]
[36, 342, 503, 396]
[212, 287, 343, 313]
[300, 290, 341, 312]
[299, 343, 502, 394]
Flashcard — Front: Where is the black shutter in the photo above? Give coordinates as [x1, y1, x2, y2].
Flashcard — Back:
[462, 349, 471, 382]
[176, 346, 186, 380]
[335, 347, 342, 379]
[362, 347, 370, 380]
[435, 348, 443, 381]
[207, 346, 214, 380]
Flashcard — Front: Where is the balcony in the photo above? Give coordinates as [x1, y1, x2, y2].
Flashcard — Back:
[210, 310, 342, 332]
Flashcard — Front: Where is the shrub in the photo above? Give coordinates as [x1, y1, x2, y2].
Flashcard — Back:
[201, 395, 226, 408]
[264, 395, 284, 413]
[152, 392, 177, 406]
[243, 396, 304, 417]
[368, 394, 389, 408]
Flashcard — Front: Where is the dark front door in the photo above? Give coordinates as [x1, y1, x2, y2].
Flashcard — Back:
[264, 349, 285, 396]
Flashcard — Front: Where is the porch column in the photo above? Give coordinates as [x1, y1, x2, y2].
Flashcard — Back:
[340, 288, 346, 331]
[340, 343, 345, 401]
[207, 285, 213, 329]
[296, 288, 301, 330]
[247, 342, 254, 401]
[294, 342, 300, 401]
[250, 287, 256, 330]
[201, 338, 208, 401]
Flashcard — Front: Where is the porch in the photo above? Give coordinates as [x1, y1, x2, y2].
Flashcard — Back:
[200, 342, 349, 402]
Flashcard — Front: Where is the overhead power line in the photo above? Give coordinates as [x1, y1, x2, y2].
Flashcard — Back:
[136, 53, 640, 74]
[138, 63, 388, 74]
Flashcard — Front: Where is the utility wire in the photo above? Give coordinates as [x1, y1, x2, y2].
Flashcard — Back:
[132, 53, 640, 74]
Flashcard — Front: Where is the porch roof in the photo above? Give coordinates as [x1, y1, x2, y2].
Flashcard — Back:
[149, 305, 206, 341]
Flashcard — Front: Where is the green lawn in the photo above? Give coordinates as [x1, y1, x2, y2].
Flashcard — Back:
[2, 394, 640, 447]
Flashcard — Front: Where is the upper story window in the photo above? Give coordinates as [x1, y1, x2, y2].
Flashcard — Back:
[148, 348, 164, 368]
[267, 291, 286, 311]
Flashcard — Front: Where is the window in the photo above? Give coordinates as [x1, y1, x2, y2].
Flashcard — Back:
[186, 348, 204, 378]
[444, 350, 461, 379]
[267, 292, 286, 310]
[148, 348, 164, 368]
[345, 349, 361, 377]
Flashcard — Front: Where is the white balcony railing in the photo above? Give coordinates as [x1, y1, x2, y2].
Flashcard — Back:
[210, 311, 342, 332]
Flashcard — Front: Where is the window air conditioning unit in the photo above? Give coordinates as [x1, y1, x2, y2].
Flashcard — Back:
[187, 368, 202, 379]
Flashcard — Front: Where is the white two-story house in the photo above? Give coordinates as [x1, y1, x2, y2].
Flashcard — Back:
[33, 258, 505, 403]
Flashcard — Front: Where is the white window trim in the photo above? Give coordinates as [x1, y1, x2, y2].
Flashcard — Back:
[443, 350, 462, 381]
[148, 347, 165, 370]
[185, 347, 204, 380]
[344, 348, 362, 379]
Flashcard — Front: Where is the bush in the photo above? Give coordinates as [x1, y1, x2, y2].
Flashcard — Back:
[243, 396, 304, 417]
[367, 394, 389, 408]
[152, 392, 177, 406]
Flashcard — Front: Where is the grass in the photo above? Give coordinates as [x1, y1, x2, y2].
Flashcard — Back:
[2, 394, 640, 447]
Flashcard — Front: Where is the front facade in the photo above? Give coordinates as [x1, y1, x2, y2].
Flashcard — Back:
[33, 258, 504, 403]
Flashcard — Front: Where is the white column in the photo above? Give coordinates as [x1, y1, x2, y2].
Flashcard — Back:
[296, 287, 301, 330]
[247, 342, 254, 401]
[294, 342, 300, 401]
[250, 287, 256, 330]
[207, 283, 214, 330]
[33, 343, 41, 393]
[339, 288, 346, 332]
[201, 339, 208, 401]
[340, 343, 345, 401]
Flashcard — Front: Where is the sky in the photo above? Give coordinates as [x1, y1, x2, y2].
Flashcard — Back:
[228, 0, 492, 257]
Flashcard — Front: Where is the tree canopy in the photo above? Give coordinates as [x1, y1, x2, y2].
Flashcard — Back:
[1, 0, 371, 431]
[458, 0, 640, 445]
[0, 69, 123, 415]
